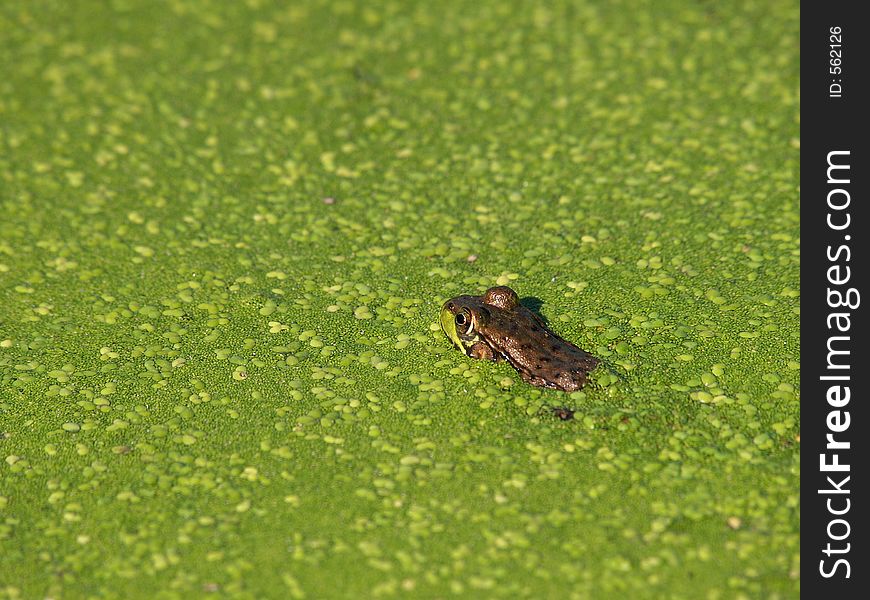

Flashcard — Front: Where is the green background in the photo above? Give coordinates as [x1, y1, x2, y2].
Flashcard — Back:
[1, 1, 799, 598]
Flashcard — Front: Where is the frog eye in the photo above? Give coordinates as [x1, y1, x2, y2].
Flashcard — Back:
[455, 311, 473, 335]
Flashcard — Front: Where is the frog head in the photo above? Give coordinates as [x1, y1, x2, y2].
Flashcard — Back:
[440, 296, 488, 354]
[440, 286, 520, 354]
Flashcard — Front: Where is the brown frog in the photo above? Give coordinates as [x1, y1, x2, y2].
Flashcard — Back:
[440, 286, 598, 392]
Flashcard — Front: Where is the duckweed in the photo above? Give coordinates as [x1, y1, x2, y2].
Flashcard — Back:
[0, 0, 798, 598]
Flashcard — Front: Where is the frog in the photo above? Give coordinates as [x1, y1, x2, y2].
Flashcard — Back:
[440, 286, 599, 392]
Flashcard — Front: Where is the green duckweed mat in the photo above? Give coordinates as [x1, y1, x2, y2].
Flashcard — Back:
[0, 1, 799, 598]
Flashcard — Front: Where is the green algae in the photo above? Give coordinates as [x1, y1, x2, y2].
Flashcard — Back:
[1, 0, 799, 598]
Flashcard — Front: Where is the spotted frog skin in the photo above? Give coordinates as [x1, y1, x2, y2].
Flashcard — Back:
[440, 286, 598, 392]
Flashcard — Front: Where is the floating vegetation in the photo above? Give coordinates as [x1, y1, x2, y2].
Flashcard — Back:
[0, 0, 799, 597]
